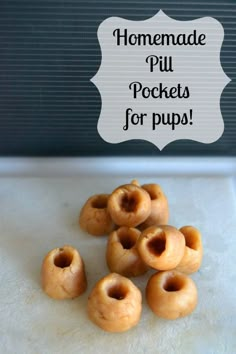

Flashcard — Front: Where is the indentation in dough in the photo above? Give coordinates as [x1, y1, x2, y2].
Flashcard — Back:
[118, 230, 136, 250]
[163, 275, 184, 292]
[147, 231, 166, 256]
[121, 193, 138, 212]
[91, 195, 108, 209]
[54, 249, 73, 268]
[107, 284, 128, 300]
[185, 231, 198, 250]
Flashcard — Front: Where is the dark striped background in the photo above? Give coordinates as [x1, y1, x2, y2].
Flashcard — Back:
[0, 0, 235, 156]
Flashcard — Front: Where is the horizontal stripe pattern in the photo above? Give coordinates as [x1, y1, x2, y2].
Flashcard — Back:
[0, 0, 235, 156]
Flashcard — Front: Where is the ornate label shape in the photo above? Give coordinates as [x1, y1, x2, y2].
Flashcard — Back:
[91, 11, 230, 150]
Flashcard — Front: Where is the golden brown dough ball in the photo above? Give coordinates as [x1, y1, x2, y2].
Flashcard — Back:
[79, 194, 115, 236]
[139, 183, 169, 230]
[137, 225, 185, 270]
[41, 245, 87, 300]
[176, 226, 203, 274]
[107, 184, 151, 227]
[87, 273, 142, 332]
[106, 226, 149, 277]
[146, 270, 198, 319]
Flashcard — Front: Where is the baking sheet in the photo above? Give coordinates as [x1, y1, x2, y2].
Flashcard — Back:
[0, 175, 236, 354]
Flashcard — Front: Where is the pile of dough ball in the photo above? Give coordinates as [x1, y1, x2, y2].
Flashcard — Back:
[79, 180, 203, 331]
[79, 179, 169, 235]
[41, 179, 203, 333]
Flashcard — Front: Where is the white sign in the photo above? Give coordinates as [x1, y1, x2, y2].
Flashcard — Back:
[91, 11, 230, 150]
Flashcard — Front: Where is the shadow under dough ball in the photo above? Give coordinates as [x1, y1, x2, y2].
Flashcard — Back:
[41, 245, 87, 300]
[107, 184, 151, 227]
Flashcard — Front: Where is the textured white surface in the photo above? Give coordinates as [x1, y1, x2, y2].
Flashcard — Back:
[0, 176, 236, 354]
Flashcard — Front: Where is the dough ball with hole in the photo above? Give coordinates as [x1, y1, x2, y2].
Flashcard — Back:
[106, 227, 149, 277]
[79, 194, 115, 236]
[41, 245, 87, 299]
[176, 226, 203, 274]
[146, 270, 198, 319]
[139, 183, 169, 230]
[87, 273, 142, 332]
[137, 225, 185, 270]
[107, 184, 151, 227]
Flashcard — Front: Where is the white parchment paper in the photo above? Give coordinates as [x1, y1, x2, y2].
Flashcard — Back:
[0, 176, 235, 354]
